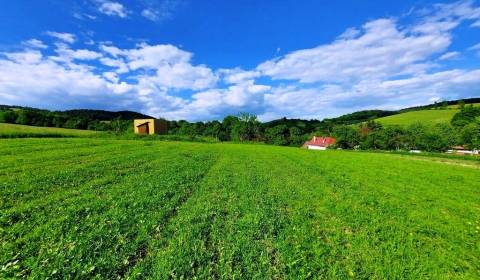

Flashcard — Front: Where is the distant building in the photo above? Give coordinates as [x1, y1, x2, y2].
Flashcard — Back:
[133, 119, 168, 135]
[302, 136, 336, 150]
[447, 146, 479, 155]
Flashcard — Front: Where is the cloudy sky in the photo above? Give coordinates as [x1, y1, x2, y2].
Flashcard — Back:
[0, 0, 480, 121]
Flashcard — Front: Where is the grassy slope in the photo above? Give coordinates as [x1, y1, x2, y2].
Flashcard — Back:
[376, 109, 459, 126]
[0, 123, 102, 138]
[375, 103, 480, 126]
[1, 139, 479, 279]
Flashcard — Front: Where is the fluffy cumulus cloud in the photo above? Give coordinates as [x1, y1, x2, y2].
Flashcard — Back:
[97, 1, 129, 18]
[98, 43, 218, 90]
[0, 50, 128, 110]
[257, 18, 451, 83]
[252, 0, 480, 120]
[0, 41, 219, 117]
[439, 51, 460, 60]
[45, 31, 76, 44]
[1, 1, 480, 121]
[22, 39, 48, 49]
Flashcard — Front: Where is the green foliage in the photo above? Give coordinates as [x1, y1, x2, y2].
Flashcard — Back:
[0, 110, 17, 123]
[451, 105, 480, 127]
[1, 139, 479, 278]
[265, 124, 290, 145]
[460, 123, 480, 150]
[230, 113, 261, 141]
[332, 125, 360, 149]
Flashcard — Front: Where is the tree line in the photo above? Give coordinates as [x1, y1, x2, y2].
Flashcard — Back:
[332, 104, 479, 151]
[1, 101, 479, 151]
[0, 107, 137, 133]
[167, 105, 480, 152]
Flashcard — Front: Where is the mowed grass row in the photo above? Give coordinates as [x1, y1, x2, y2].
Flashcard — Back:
[0, 123, 102, 138]
[1, 139, 218, 278]
[1, 139, 480, 279]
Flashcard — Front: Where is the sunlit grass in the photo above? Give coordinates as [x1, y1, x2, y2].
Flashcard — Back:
[376, 109, 459, 126]
[1, 138, 479, 279]
[0, 123, 102, 138]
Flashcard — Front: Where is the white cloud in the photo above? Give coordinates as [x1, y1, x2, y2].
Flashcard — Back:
[140, 0, 183, 22]
[219, 68, 261, 84]
[141, 9, 159, 21]
[439, 51, 460, 60]
[53, 43, 103, 61]
[100, 44, 124, 57]
[159, 80, 269, 120]
[0, 42, 219, 117]
[2, 1, 480, 121]
[97, 1, 129, 18]
[337, 27, 361, 40]
[125, 44, 191, 69]
[257, 18, 451, 83]
[258, 0, 480, 85]
[99, 57, 129, 73]
[142, 62, 217, 90]
[0, 50, 136, 111]
[45, 31, 76, 44]
[469, 43, 480, 51]
[22, 39, 48, 49]
[114, 43, 218, 90]
[73, 13, 97, 20]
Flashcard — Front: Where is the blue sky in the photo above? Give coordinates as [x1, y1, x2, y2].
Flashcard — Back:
[0, 0, 480, 121]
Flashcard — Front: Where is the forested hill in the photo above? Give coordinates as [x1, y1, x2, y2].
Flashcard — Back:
[262, 110, 396, 135]
[398, 97, 480, 112]
[62, 109, 152, 121]
[263, 98, 480, 131]
[0, 105, 152, 132]
[0, 105, 152, 120]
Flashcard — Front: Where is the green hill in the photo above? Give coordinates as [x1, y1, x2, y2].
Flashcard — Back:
[375, 109, 460, 126]
[0, 123, 104, 138]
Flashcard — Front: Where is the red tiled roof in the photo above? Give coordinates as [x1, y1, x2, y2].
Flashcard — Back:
[304, 136, 336, 147]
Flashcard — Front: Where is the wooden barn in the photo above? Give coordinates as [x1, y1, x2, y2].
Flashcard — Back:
[133, 119, 168, 135]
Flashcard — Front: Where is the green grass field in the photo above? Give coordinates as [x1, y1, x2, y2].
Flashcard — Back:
[376, 109, 459, 126]
[1, 139, 479, 279]
[0, 123, 102, 138]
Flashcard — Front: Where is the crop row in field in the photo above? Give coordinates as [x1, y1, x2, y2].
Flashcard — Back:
[1, 138, 479, 279]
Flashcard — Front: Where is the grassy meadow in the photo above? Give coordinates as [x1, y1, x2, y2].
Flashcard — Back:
[376, 109, 459, 126]
[0, 123, 103, 138]
[1, 138, 479, 279]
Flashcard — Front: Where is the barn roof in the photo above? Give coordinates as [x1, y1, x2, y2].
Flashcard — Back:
[304, 136, 336, 147]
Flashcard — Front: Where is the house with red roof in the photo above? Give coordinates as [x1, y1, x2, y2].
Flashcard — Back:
[302, 136, 336, 150]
